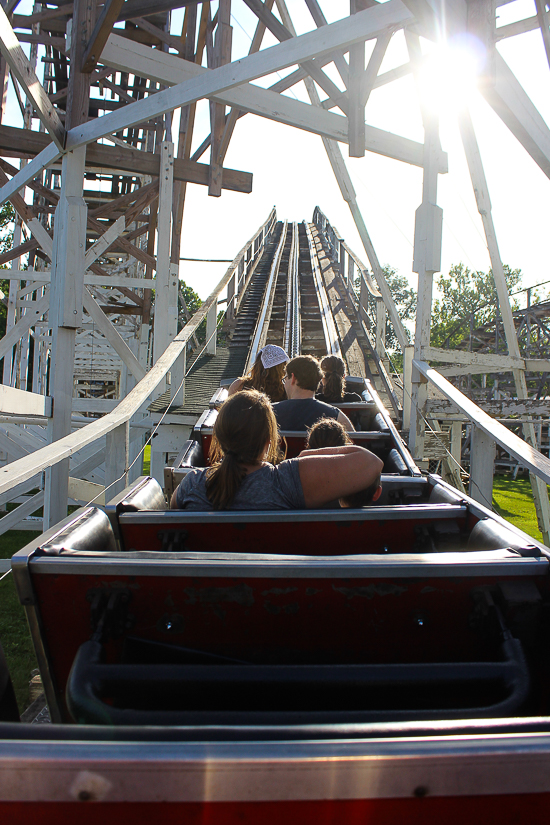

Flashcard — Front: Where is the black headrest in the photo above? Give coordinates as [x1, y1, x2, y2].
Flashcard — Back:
[383, 448, 408, 475]
[178, 439, 204, 469]
[116, 477, 166, 515]
[39, 507, 117, 555]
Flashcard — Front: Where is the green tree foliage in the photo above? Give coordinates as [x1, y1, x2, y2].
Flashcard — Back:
[0, 203, 15, 338]
[178, 280, 225, 346]
[382, 266, 417, 351]
[430, 262, 522, 348]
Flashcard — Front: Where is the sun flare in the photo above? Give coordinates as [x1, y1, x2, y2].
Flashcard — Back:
[418, 35, 486, 112]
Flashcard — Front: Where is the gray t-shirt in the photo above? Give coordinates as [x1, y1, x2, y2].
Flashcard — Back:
[175, 458, 305, 510]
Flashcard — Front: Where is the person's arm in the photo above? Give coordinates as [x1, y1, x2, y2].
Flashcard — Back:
[170, 489, 179, 508]
[228, 378, 244, 397]
[337, 409, 355, 431]
[297, 446, 383, 508]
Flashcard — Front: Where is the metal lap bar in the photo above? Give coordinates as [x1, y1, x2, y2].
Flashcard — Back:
[66, 634, 529, 726]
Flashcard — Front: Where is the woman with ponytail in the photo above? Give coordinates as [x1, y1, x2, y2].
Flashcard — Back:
[316, 355, 362, 404]
[171, 390, 382, 511]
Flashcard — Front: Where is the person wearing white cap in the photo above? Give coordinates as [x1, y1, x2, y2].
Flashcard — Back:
[228, 345, 289, 403]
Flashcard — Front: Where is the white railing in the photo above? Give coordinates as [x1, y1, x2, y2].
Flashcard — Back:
[0, 209, 277, 510]
[312, 206, 401, 417]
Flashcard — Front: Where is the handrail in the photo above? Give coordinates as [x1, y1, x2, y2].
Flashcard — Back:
[247, 220, 288, 370]
[414, 359, 550, 486]
[0, 209, 277, 498]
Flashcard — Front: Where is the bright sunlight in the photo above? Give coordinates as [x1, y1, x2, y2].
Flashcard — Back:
[418, 34, 487, 112]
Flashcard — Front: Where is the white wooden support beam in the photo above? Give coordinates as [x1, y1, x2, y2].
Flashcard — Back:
[66, 2, 416, 151]
[0, 5, 65, 149]
[98, 32, 444, 173]
[535, 0, 550, 71]
[105, 421, 129, 499]
[450, 420, 466, 493]
[376, 297, 386, 357]
[209, 0, 232, 197]
[153, 142, 176, 372]
[482, 51, 550, 180]
[44, 146, 87, 529]
[0, 384, 52, 417]
[206, 300, 217, 355]
[0, 289, 49, 363]
[0, 142, 61, 206]
[0, 490, 43, 537]
[348, 1, 365, 158]
[82, 289, 147, 382]
[26, 218, 53, 260]
[469, 426, 496, 509]
[84, 215, 125, 268]
[459, 102, 550, 544]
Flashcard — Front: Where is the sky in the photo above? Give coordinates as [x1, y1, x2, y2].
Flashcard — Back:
[6, 0, 550, 310]
[173, 0, 550, 308]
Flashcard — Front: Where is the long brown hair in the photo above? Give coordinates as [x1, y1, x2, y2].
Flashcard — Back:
[241, 358, 286, 402]
[206, 390, 279, 509]
[320, 355, 346, 401]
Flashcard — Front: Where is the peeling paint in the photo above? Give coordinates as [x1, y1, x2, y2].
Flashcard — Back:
[183, 584, 255, 607]
[333, 583, 407, 599]
[261, 587, 298, 596]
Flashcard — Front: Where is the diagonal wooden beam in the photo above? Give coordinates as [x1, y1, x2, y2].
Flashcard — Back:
[81, 0, 126, 73]
[0, 5, 65, 148]
[66, 1, 415, 150]
[100, 29, 441, 172]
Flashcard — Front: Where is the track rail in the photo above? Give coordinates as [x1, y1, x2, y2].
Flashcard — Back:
[283, 223, 301, 358]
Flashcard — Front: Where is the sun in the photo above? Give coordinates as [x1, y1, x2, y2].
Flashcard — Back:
[417, 34, 487, 113]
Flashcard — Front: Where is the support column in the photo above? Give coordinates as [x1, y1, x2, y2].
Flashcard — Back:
[459, 105, 550, 544]
[153, 141, 177, 374]
[469, 426, 496, 509]
[44, 147, 88, 528]
[409, 111, 443, 461]
[105, 421, 129, 498]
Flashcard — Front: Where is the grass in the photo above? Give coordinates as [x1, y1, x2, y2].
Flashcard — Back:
[0, 530, 40, 713]
[492, 474, 544, 542]
[0, 469, 546, 715]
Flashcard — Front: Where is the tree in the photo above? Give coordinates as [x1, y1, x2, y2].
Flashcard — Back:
[430, 263, 522, 349]
[0, 203, 16, 338]
[381, 266, 417, 352]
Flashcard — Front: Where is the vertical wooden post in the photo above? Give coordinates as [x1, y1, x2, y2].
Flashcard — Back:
[469, 425, 495, 509]
[105, 421, 129, 498]
[459, 104, 550, 544]
[209, 0, 232, 196]
[44, 147, 88, 528]
[153, 141, 176, 372]
[206, 301, 217, 355]
[402, 344, 414, 431]
[409, 106, 443, 461]
[375, 297, 385, 357]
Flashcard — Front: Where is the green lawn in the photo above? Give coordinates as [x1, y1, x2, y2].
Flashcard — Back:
[0, 530, 40, 712]
[492, 475, 544, 543]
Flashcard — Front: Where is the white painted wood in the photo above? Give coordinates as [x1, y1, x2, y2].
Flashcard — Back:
[0, 473, 42, 508]
[0, 490, 43, 537]
[105, 421, 129, 498]
[3, 267, 162, 291]
[0, 290, 50, 363]
[84, 215, 126, 268]
[67, 3, 415, 150]
[0, 385, 52, 417]
[415, 360, 550, 486]
[0, 214, 268, 498]
[26, 218, 53, 259]
[67, 477, 105, 505]
[206, 301, 217, 355]
[0, 141, 61, 207]
[483, 50, 550, 180]
[423, 345, 525, 369]
[44, 147, 87, 529]
[153, 142, 176, 375]
[459, 103, 550, 543]
[402, 344, 413, 431]
[82, 288, 147, 381]
[469, 426, 496, 509]
[99, 36, 439, 172]
[0, 6, 65, 148]
[304, 78, 409, 351]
